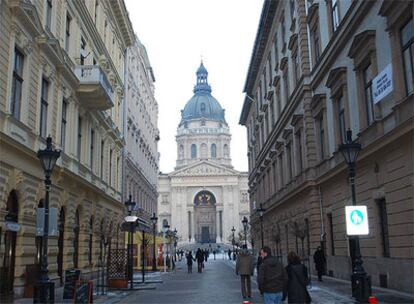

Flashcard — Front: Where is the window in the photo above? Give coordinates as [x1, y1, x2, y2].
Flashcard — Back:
[40, 78, 49, 138]
[100, 141, 104, 178]
[46, 0, 52, 30]
[318, 115, 325, 160]
[90, 129, 95, 169]
[377, 199, 390, 257]
[292, 50, 300, 86]
[295, 130, 303, 173]
[211, 144, 217, 158]
[281, 15, 286, 50]
[401, 19, 414, 95]
[274, 35, 279, 68]
[327, 213, 335, 255]
[311, 24, 321, 63]
[61, 99, 67, 150]
[283, 68, 289, 104]
[224, 144, 229, 158]
[80, 37, 86, 65]
[65, 14, 71, 52]
[270, 97, 275, 126]
[94, 0, 99, 23]
[104, 20, 108, 44]
[73, 209, 80, 268]
[267, 54, 272, 84]
[109, 149, 113, 185]
[290, 0, 295, 20]
[88, 217, 93, 265]
[286, 143, 293, 181]
[331, 0, 340, 32]
[363, 64, 374, 126]
[337, 95, 346, 143]
[278, 153, 284, 187]
[191, 144, 197, 159]
[77, 117, 82, 159]
[11, 48, 24, 119]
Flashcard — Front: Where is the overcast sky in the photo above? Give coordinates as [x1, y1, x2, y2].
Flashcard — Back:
[124, 0, 263, 173]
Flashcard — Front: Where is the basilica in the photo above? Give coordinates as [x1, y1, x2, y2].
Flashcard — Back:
[157, 63, 249, 247]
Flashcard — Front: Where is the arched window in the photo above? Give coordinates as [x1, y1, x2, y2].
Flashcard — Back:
[224, 144, 229, 158]
[191, 144, 197, 159]
[201, 143, 207, 159]
[200, 103, 206, 113]
[57, 207, 65, 282]
[73, 209, 80, 268]
[88, 216, 93, 265]
[179, 145, 184, 159]
[211, 144, 217, 158]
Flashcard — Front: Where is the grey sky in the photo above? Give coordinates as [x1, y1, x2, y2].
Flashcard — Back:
[124, 0, 263, 173]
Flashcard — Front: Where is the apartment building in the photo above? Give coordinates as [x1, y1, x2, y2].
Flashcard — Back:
[124, 37, 159, 224]
[0, 0, 134, 296]
[240, 0, 413, 292]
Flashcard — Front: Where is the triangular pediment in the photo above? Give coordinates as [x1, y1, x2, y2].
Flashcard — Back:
[169, 161, 240, 177]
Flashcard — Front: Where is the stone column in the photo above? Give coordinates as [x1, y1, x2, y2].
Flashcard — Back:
[216, 211, 220, 243]
[191, 210, 195, 243]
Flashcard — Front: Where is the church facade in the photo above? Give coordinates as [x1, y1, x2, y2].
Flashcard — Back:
[158, 63, 249, 246]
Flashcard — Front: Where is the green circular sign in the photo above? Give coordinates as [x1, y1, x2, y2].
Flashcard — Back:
[350, 210, 364, 225]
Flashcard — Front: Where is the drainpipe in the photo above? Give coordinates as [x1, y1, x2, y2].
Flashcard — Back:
[122, 47, 129, 203]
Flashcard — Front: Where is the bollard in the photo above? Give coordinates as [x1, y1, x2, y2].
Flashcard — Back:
[368, 296, 378, 304]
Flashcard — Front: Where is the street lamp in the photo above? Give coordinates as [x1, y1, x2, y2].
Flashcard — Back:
[339, 129, 371, 302]
[256, 203, 266, 249]
[150, 213, 158, 271]
[173, 228, 178, 262]
[231, 226, 235, 254]
[242, 217, 248, 248]
[162, 222, 170, 272]
[36, 136, 61, 304]
[124, 195, 137, 290]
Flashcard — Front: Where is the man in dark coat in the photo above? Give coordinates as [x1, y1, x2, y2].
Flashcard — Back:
[236, 246, 255, 299]
[186, 251, 195, 273]
[258, 246, 287, 304]
[195, 248, 204, 273]
[313, 246, 326, 281]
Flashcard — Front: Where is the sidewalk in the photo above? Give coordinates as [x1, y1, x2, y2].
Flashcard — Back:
[227, 258, 414, 304]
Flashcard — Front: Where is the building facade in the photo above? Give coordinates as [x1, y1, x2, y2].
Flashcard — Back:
[0, 0, 134, 296]
[124, 37, 159, 222]
[240, 0, 413, 293]
[158, 63, 250, 246]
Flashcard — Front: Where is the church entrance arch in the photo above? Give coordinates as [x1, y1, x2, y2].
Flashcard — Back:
[194, 191, 216, 243]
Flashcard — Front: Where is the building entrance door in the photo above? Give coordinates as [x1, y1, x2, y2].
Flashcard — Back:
[201, 227, 210, 243]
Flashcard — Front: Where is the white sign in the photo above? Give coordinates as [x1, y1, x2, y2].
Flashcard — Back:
[345, 206, 369, 235]
[125, 215, 138, 222]
[373, 64, 393, 104]
[6, 221, 21, 232]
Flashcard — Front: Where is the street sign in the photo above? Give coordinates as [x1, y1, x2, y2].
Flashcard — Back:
[345, 206, 369, 235]
[36, 208, 58, 236]
[5, 221, 21, 232]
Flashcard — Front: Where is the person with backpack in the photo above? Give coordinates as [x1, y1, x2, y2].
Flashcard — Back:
[283, 251, 311, 303]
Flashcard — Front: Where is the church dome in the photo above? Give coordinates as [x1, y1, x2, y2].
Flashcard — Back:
[180, 62, 226, 126]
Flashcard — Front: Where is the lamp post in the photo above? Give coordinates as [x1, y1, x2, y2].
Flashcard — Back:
[242, 217, 248, 248]
[124, 195, 137, 290]
[36, 136, 61, 304]
[256, 203, 266, 249]
[231, 226, 235, 253]
[162, 223, 169, 272]
[150, 213, 158, 271]
[339, 129, 371, 302]
[173, 228, 178, 262]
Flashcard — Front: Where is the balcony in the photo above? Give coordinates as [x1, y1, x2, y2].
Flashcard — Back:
[74, 65, 114, 110]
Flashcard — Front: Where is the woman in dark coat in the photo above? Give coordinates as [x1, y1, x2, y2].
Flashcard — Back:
[186, 251, 195, 273]
[283, 251, 311, 304]
[195, 248, 204, 273]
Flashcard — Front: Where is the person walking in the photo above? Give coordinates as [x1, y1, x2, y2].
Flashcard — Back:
[228, 249, 232, 260]
[283, 251, 311, 304]
[213, 250, 216, 260]
[258, 246, 287, 304]
[186, 251, 195, 273]
[195, 248, 204, 273]
[236, 246, 255, 299]
[313, 246, 326, 282]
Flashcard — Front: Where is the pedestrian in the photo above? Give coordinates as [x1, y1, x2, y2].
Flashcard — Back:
[258, 246, 287, 304]
[196, 248, 204, 273]
[313, 246, 326, 282]
[228, 249, 232, 260]
[236, 245, 255, 300]
[283, 251, 311, 304]
[213, 250, 216, 260]
[256, 254, 262, 275]
[204, 249, 208, 262]
[186, 251, 195, 273]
